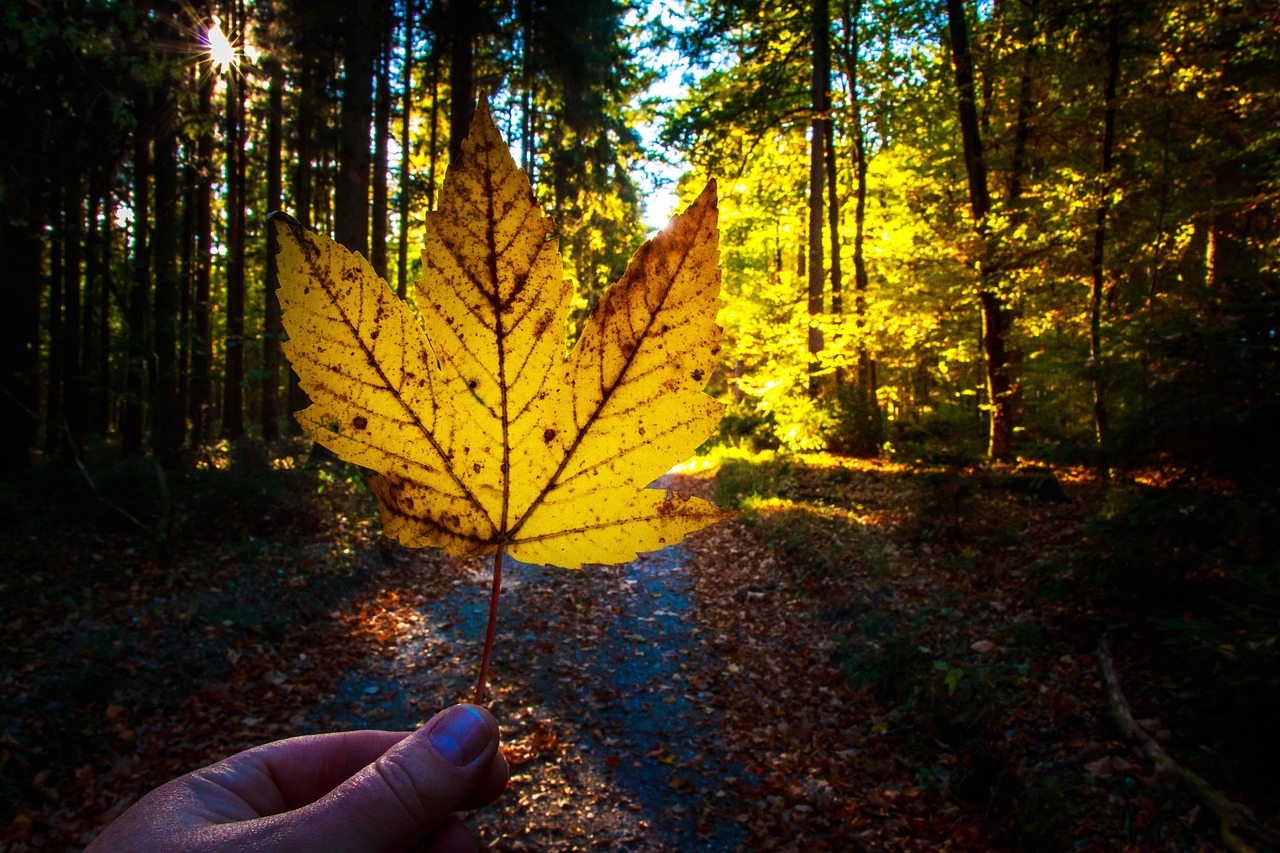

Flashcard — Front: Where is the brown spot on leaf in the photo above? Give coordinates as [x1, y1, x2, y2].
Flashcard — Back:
[691, 369, 705, 382]
[352, 416, 368, 430]
[543, 428, 557, 443]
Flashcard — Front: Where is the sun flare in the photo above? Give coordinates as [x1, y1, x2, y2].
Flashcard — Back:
[204, 16, 238, 74]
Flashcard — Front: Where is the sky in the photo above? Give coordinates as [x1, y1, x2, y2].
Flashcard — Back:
[628, 0, 696, 230]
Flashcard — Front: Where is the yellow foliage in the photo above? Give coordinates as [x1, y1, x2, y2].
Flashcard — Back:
[275, 104, 731, 569]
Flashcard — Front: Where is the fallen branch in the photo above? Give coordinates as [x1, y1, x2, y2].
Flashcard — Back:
[1098, 631, 1280, 853]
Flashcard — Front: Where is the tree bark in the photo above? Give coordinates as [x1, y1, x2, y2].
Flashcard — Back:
[190, 71, 214, 442]
[839, 0, 881, 455]
[153, 106, 182, 464]
[371, 8, 393, 279]
[0, 110, 43, 469]
[519, 0, 534, 179]
[96, 187, 113, 436]
[288, 57, 315, 435]
[427, 37, 441, 210]
[946, 0, 1014, 461]
[123, 99, 151, 455]
[84, 191, 102, 435]
[179, 150, 193, 447]
[262, 57, 285, 440]
[397, 0, 415, 299]
[61, 171, 85, 457]
[807, 0, 830, 397]
[45, 173, 64, 455]
[335, 2, 379, 257]
[825, 117, 842, 318]
[1089, 5, 1120, 448]
[222, 23, 246, 441]
[447, 0, 477, 164]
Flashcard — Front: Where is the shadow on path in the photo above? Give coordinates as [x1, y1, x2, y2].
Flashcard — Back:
[319, 518, 749, 850]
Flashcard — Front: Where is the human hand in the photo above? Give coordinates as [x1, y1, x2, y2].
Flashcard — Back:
[85, 703, 508, 853]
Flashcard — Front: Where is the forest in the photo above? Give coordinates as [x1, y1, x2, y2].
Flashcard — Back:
[2, 0, 1278, 849]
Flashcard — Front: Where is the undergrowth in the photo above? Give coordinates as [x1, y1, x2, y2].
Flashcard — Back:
[711, 451, 1280, 846]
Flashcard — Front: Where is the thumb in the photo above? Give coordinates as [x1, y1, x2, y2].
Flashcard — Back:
[264, 704, 501, 852]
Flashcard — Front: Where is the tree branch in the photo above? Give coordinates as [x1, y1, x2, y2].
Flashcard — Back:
[1098, 631, 1280, 853]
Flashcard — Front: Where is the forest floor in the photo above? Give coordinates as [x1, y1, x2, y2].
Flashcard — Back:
[1, 445, 1276, 851]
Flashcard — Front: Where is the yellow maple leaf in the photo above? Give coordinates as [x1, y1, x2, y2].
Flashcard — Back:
[275, 103, 730, 575]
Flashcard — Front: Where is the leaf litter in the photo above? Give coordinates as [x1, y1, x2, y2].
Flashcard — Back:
[3, 453, 1277, 850]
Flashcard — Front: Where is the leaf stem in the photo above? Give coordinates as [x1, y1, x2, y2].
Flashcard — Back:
[474, 544, 505, 704]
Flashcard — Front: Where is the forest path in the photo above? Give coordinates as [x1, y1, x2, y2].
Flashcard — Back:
[322, 474, 749, 851]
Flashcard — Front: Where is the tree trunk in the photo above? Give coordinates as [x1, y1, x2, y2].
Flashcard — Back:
[0, 113, 43, 469]
[447, 0, 477, 164]
[371, 10, 393, 279]
[946, 0, 1014, 461]
[179, 144, 195, 442]
[123, 100, 151, 455]
[825, 117, 842, 318]
[83, 191, 102, 435]
[288, 60, 315, 435]
[1089, 5, 1120, 448]
[807, 0, 830, 397]
[519, 0, 534, 178]
[45, 174, 64, 455]
[60, 172, 85, 458]
[190, 72, 214, 442]
[397, 0, 415, 299]
[153, 110, 182, 464]
[222, 26, 246, 441]
[335, 2, 379, 257]
[839, 0, 881, 455]
[97, 187, 113, 435]
[262, 57, 284, 440]
[427, 42, 441, 209]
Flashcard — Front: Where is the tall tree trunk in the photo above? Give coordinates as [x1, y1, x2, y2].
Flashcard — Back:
[839, 0, 881, 455]
[807, 0, 830, 397]
[61, 172, 84, 458]
[288, 62, 315, 435]
[336, 3, 379, 257]
[427, 42, 441, 209]
[222, 34, 246, 441]
[84, 190, 102, 435]
[262, 57, 284, 440]
[0, 116, 43, 469]
[1089, 4, 1120, 448]
[371, 10, 393, 279]
[447, 0, 477, 164]
[519, 0, 534, 178]
[946, 0, 1015, 461]
[825, 119, 842, 318]
[153, 107, 182, 464]
[45, 173, 64, 455]
[190, 72, 214, 442]
[97, 187, 113, 435]
[397, 0, 415, 300]
[179, 152, 194, 445]
[124, 105, 151, 455]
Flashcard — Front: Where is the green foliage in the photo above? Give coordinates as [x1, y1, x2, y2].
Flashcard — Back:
[712, 456, 795, 508]
[712, 403, 780, 452]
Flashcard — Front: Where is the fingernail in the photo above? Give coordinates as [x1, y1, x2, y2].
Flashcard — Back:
[429, 705, 491, 766]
